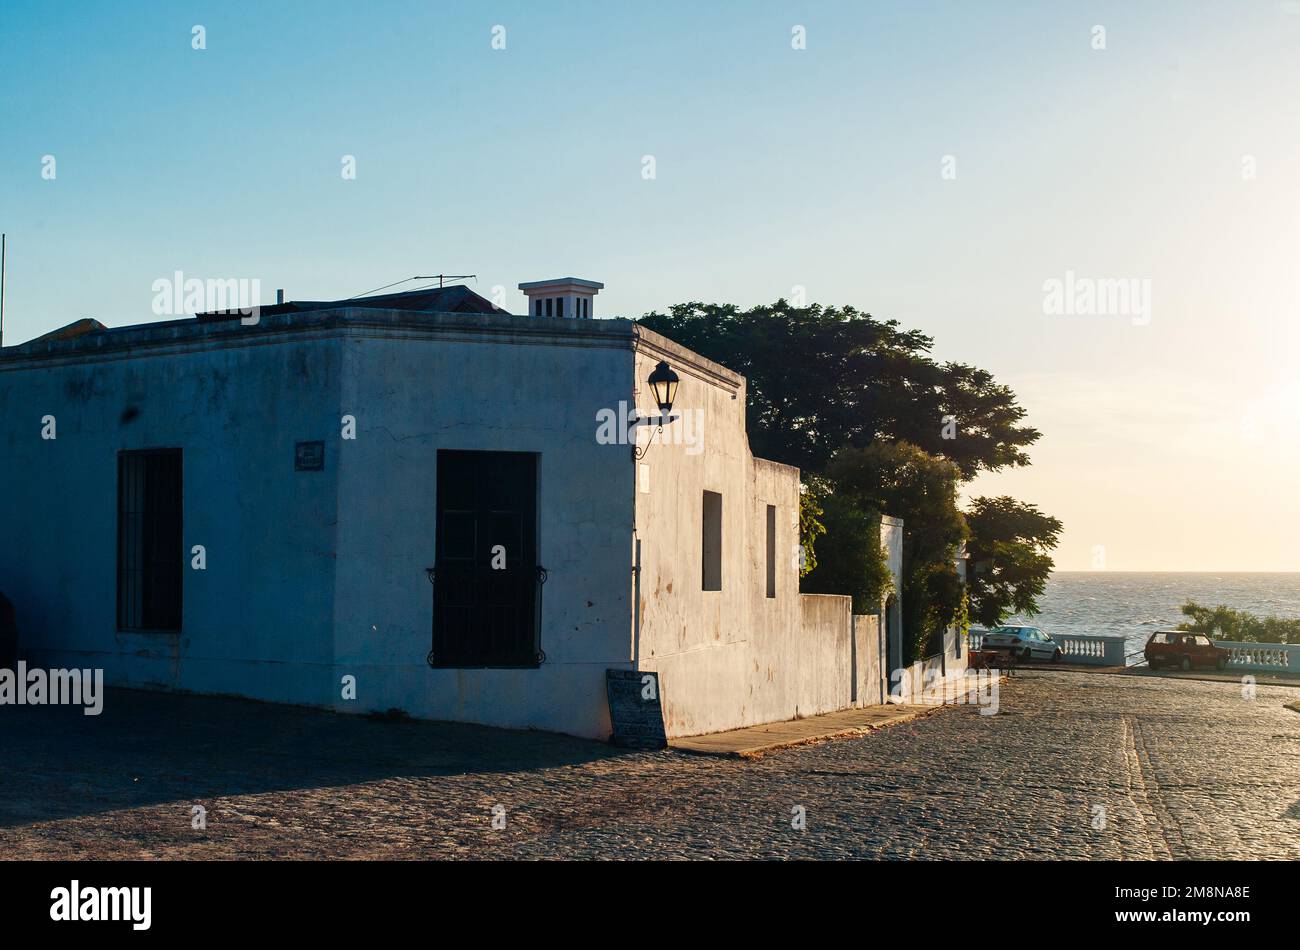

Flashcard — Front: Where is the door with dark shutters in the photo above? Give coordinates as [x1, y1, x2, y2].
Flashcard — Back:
[431, 450, 539, 667]
[117, 449, 184, 631]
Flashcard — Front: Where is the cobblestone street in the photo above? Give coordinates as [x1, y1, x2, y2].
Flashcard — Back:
[2, 670, 1297, 859]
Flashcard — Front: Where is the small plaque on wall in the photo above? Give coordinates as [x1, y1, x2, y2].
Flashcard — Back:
[295, 441, 325, 471]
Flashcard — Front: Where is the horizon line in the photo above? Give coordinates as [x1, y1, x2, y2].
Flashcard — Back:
[1050, 570, 1300, 575]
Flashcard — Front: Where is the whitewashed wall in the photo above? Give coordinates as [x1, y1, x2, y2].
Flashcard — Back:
[632, 327, 878, 737]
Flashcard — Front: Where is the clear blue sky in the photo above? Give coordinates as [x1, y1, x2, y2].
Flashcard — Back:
[3, 1, 1298, 570]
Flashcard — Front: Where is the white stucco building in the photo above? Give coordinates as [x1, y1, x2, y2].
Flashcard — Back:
[0, 279, 959, 740]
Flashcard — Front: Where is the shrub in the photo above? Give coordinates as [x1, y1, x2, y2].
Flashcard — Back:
[1177, 601, 1300, 645]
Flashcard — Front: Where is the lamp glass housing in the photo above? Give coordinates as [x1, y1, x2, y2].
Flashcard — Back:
[647, 361, 679, 417]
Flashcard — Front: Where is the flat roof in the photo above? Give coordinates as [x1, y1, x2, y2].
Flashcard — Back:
[517, 278, 604, 291]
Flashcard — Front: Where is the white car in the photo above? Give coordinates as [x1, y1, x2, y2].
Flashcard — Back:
[980, 625, 1062, 662]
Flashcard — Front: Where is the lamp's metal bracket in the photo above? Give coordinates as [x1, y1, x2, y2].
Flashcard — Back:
[629, 413, 679, 427]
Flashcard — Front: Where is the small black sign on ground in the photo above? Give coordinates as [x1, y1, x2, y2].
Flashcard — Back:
[606, 669, 668, 749]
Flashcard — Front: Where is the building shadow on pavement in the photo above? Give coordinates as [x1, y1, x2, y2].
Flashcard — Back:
[0, 688, 631, 829]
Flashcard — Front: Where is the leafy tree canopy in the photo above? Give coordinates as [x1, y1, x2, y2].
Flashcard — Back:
[965, 496, 1063, 628]
[637, 300, 1040, 479]
[1178, 601, 1300, 645]
[825, 442, 968, 660]
[802, 474, 893, 614]
[797, 477, 827, 578]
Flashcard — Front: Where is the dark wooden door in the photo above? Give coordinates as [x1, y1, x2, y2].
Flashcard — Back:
[432, 450, 539, 667]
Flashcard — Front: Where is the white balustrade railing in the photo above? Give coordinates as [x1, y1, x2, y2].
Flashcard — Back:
[1215, 640, 1299, 673]
[1053, 633, 1127, 666]
[969, 630, 1300, 674]
[968, 630, 1127, 666]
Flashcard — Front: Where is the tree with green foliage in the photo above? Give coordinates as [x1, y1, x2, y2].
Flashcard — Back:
[965, 496, 1063, 628]
[1178, 602, 1300, 644]
[801, 478, 893, 614]
[797, 477, 827, 578]
[637, 301, 1041, 477]
[822, 442, 968, 662]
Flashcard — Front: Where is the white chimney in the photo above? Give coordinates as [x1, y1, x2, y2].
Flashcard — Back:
[517, 277, 604, 319]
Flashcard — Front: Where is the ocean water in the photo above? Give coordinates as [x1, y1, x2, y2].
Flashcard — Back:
[1005, 572, 1300, 658]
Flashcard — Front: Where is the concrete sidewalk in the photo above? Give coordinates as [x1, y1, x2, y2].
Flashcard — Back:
[668, 704, 942, 758]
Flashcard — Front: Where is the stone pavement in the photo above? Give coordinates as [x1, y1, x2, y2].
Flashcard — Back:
[2, 669, 1298, 859]
[1061, 663, 1300, 689]
[669, 703, 941, 757]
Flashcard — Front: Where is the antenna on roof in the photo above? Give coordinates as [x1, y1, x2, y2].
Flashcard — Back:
[1, 233, 6, 349]
[409, 274, 476, 292]
[346, 274, 476, 299]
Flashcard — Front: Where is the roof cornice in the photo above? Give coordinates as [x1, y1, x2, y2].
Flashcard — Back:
[0, 308, 639, 370]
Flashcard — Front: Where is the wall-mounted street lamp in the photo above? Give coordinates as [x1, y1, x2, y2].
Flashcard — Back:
[647, 360, 679, 419]
[633, 360, 681, 460]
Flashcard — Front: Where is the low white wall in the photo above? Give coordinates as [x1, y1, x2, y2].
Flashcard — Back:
[1056, 633, 1128, 666]
[797, 593, 855, 716]
[970, 630, 1300, 674]
[1215, 640, 1300, 674]
[853, 613, 884, 706]
[648, 592, 855, 737]
[970, 630, 1127, 667]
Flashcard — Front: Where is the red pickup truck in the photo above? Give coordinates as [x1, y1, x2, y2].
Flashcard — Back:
[1143, 631, 1229, 671]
